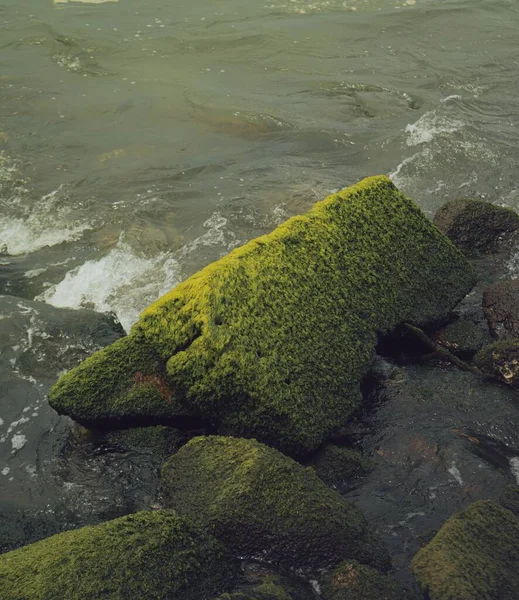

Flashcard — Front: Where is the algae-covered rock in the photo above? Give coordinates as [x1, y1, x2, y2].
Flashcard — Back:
[499, 483, 519, 516]
[482, 279, 519, 340]
[411, 500, 519, 600]
[320, 560, 418, 600]
[162, 436, 389, 572]
[307, 445, 371, 489]
[50, 176, 475, 456]
[473, 338, 519, 389]
[433, 197, 519, 255]
[103, 425, 184, 456]
[0, 510, 237, 600]
[213, 578, 294, 600]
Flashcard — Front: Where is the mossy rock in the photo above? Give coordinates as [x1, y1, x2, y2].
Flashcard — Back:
[213, 578, 294, 600]
[0, 510, 237, 600]
[320, 560, 418, 600]
[49, 176, 475, 456]
[411, 500, 519, 600]
[499, 484, 519, 517]
[433, 197, 519, 255]
[162, 436, 389, 572]
[307, 445, 371, 488]
[473, 338, 519, 389]
[103, 425, 184, 456]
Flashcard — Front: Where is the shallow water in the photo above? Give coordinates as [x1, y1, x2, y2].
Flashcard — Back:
[1, 0, 519, 576]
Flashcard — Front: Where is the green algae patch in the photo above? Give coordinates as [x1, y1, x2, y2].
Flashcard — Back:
[320, 560, 418, 600]
[0, 510, 237, 600]
[411, 500, 519, 600]
[213, 578, 294, 600]
[162, 436, 389, 572]
[50, 175, 475, 455]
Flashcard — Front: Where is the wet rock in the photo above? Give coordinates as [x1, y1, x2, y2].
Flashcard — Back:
[499, 484, 519, 516]
[433, 197, 519, 255]
[482, 279, 519, 339]
[161, 436, 390, 573]
[411, 501, 519, 600]
[102, 425, 185, 457]
[473, 338, 519, 389]
[49, 176, 475, 457]
[0, 510, 238, 600]
[306, 445, 371, 490]
[213, 577, 294, 600]
[433, 316, 491, 359]
[320, 560, 419, 600]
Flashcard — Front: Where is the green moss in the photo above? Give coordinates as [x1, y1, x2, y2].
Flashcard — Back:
[0, 510, 237, 600]
[433, 197, 519, 255]
[162, 436, 389, 572]
[411, 500, 519, 600]
[103, 425, 183, 456]
[306, 445, 371, 488]
[214, 578, 294, 600]
[473, 338, 519, 389]
[320, 560, 418, 600]
[50, 176, 475, 455]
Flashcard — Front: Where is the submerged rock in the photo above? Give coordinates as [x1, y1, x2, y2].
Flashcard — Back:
[473, 338, 519, 389]
[482, 279, 519, 340]
[411, 501, 519, 600]
[161, 436, 390, 572]
[49, 176, 475, 456]
[433, 197, 519, 255]
[320, 560, 418, 600]
[433, 316, 491, 359]
[0, 510, 237, 600]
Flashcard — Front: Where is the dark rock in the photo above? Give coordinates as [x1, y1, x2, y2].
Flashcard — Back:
[0, 510, 238, 600]
[306, 445, 371, 489]
[320, 560, 419, 600]
[499, 484, 519, 517]
[411, 501, 519, 599]
[161, 436, 390, 573]
[433, 316, 492, 359]
[433, 197, 519, 255]
[473, 338, 519, 389]
[482, 279, 519, 340]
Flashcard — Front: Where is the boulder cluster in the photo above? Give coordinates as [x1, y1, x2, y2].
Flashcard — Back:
[2, 176, 519, 599]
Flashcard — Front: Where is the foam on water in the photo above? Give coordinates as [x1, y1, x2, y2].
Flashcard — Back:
[405, 111, 463, 147]
[40, 211, 239, 331]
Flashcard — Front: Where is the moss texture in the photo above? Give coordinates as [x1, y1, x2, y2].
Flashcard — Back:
[0, 510, 237, 600]
[162, 436, 389, 572]
[433, 197, 519, 255]
[411, 500, 519, 600]
[306, 445, 371, 488]
[49, 176, 475, 456]
[499, 484, 519, 517]
[473, 338, 519, 389]
[213, 578, 294, 600]
[320, 560, 418, 600]
[103, 425, 184, 456]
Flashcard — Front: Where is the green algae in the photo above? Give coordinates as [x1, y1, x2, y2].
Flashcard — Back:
[161, 435, 389, 572]
[213, 578, 294, 600]
[320, 559, 418, 600]
[49, 175, 475, 456]
[0, 510, 237, 600]
[411, 500, 519, 600]
[473, 338, 519, 389]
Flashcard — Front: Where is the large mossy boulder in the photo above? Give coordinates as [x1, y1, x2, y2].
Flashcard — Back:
[49, 176, 475, 456]
[433, 197, 519, 255]
[411, 501, 519, 600]
[320, 560, 418, 600]
[0, 510, 237, 600]
[161, 436, 389, 572]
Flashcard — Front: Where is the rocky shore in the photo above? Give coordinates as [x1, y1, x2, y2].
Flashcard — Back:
[2, 175, 519, 599]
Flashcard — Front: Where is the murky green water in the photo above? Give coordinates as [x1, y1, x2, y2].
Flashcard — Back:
[1, 0, 519, 584]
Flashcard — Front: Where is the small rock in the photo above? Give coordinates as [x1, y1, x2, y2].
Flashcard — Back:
[482, 280, 519, 339]
[433, 198, 519, 255]
[306, 445, 371, 489]
[434, 316, 492, 359]
[473, 338, 519, 389]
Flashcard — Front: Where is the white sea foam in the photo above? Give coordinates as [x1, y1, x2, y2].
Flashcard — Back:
[0, 186, 91, 256]
[40, 211, 238, 332]
[11, 434, 27, 452]
[447, 462, 464, 486]
[510, 456, 519, 485]
[405, 111, 463, 147]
